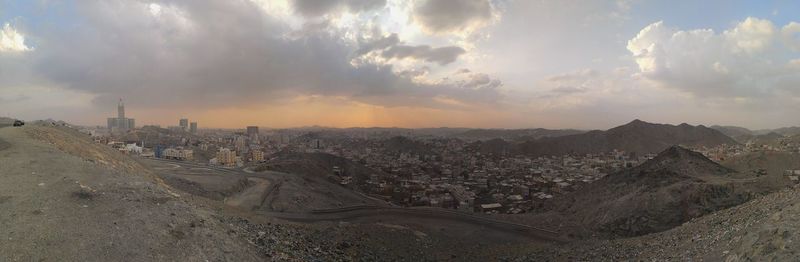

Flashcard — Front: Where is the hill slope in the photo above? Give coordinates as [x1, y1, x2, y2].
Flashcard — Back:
[519, 120, 737, 156]
[544, 146, 764, 238]
[0, 124, 261, 261]
[522, 184, 800, 261]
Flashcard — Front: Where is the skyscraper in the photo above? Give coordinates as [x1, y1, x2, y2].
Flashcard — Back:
[107, 98, 135, 132]
[179, 118, 189, 131]
[246, 126, 259, 139]
[190, 122, 197, 134]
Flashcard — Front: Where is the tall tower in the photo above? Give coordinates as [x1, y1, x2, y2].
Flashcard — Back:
[118, 98, 125, 119]
[117, 98, 128, 130]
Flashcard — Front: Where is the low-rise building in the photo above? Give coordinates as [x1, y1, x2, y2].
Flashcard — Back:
[217, 148, 237, 167]
[163, 148, 193, 160]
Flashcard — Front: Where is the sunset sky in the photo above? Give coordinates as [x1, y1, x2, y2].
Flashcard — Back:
[2, 0, 800, 129]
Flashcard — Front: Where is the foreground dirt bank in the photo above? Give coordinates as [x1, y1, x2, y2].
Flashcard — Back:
[0, 125, 261, 261]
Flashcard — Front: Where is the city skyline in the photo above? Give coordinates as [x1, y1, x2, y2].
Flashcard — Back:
[2, 1, 800, 129]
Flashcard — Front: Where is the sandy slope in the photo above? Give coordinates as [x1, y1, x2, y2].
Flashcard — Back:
[0, 125, 261, 261]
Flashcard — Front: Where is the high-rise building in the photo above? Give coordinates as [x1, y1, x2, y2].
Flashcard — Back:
[118, 100, 125, 119]
[234, 135, 247, 153]
[179, 118, 189, 131]
[190, 122, 197, 134]
[246, 126, 259, 139]
[107, 98, 135, 132]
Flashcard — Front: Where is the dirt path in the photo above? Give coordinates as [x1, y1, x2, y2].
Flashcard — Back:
[0, 126, 261, 261]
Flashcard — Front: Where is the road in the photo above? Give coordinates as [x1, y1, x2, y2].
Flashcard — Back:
[259, 205, 566, 242]
[142, 157, 567, 242]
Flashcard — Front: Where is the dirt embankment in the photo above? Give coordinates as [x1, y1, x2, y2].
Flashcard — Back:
[24, 125, 153, 175]
[0, 125, 263, 261]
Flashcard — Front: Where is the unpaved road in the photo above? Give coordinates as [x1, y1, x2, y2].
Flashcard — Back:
[0, 125, 261, 261]
[144, 158, 566, 244]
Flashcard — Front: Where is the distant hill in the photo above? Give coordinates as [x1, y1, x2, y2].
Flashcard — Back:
[711, 125, 754, 141]
[518, 120, 737, 156]
[380, 136, 436, 156]
[468, 138, 516, 157]
[748, 132, 785, 145]
[454, 128, 585, 141]
[0, 117, 14, 128]
[760, 126, 800, 137]
[547, 146, 762, 238]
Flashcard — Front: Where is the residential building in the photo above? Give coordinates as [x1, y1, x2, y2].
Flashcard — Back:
[217, 148, 237, 167]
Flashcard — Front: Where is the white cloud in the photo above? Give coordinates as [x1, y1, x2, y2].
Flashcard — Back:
[0, 23, 32, 52]
[782, 22, 800, 51]
[627, 17, 800, 98]
[724, 17, 776, 54]
[148, 3, 162, 16]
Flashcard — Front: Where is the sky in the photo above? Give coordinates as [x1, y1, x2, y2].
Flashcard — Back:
[1, 0, 800, 130]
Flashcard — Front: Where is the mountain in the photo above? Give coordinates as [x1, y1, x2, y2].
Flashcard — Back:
[518, 120, 738, 157]
[545, 146, 763, 238]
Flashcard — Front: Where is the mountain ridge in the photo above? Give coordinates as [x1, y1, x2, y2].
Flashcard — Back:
[517, 120, 737, 157]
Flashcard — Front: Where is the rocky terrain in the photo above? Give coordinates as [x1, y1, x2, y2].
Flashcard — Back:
[529, 146, 782, 238]
[513, 183, 800, 261]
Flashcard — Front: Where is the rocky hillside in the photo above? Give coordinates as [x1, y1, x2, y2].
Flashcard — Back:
[518, 184, 800, 261]
[541, 146, 771, 238]
[519, 120, 737, 157]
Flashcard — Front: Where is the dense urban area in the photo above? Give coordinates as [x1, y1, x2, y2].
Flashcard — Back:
[82, 100, 800, 215]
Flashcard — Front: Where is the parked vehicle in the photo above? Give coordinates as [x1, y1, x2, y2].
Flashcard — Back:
[13, 120, 24, 127]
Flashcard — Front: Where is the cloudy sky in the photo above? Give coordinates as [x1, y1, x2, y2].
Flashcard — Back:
[1, 0, 800, 129]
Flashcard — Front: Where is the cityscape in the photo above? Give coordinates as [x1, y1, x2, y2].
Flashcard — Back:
[3, 0, 800, 261]
[82, 100, 800, 216]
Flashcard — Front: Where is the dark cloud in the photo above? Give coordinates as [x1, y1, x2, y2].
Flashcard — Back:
[551, 86, 586, 94]
[21, 0, 497, 111]
[354, 33, 399, 56]
[397, 67, 429, 78]
[354, 33, 466, 65]
[292, 0, 386, 17]
[455, 73, 502, 90]
[381, 45, 466, 66]
[412, 0, 493, 34]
